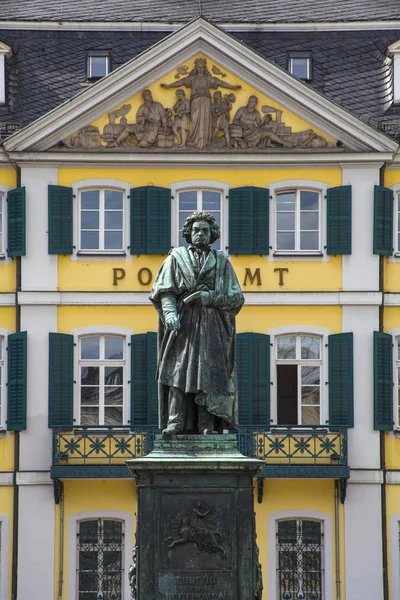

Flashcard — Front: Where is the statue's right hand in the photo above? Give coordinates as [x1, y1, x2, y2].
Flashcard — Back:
[165, 315, 180, 330]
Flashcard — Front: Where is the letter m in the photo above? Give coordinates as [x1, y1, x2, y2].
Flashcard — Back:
[243, 267, 261, 286]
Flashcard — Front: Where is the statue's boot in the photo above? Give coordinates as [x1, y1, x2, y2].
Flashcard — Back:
[198, 404, 217, 435]
[163, 387, 186, 435]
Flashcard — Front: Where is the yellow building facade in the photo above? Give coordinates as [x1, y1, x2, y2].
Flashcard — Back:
[1, 18, 400, 600]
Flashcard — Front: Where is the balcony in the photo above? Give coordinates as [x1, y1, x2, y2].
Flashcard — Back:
[237, 425, 349, 479]
[51, 425, 349, 480]
[51, 426, 158, 479]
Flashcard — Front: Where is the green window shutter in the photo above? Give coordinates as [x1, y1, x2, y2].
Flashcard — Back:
[7, 332, 27, 431]
[130, 186, 171, 254]
[48, 333, 74, 428]
[48, 185, 73, 254]
[229, 187, 269, 255]
[374, 331, 393, 430]
[7, 187, 26, 257]
[131, 333, 158, 427]
[373, 185, 393, 256]
[326, 185, 352, 255]
[328, 332, 354, 427]
[237, 333, 270, 425]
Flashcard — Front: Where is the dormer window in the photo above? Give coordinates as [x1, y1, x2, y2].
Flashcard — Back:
[0, 41, 11, 105]
[388, 41, 400, 104]
[288, 52, 312, 81]
[87, 51, 110, 81]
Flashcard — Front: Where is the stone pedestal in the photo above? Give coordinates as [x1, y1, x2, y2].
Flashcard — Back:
[127, 435, 262, 600]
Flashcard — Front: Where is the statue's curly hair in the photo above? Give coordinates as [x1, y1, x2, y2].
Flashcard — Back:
[181, 211, 220, 245]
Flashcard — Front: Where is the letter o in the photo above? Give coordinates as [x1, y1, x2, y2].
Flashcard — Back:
[138, 267, 153, 286]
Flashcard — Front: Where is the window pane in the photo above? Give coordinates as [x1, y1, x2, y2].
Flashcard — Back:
[104, 366, 123, 386]
[300, 212, 319, 230]
[81, 407, 99, 425]
[103, 520, 123, 542]
[90, 56, 108, 78]
[277, 192, 295, 210]
[179, 191, 197, 211]
[301, 336, 320, 359]
[291, 57, 309, 79]
[81, 231, 99, 250]
[301, 405, 320, 424]
[105, 337, 123, 360]
[105, 406, 123, 425]
[105, 387, 123, 405]
[0, 337, 2, 360]
[300, 191, 318, 210]
[202, 191, 221, 210]
[105, 190, 123, 209]
[277, 232, 295, 250]
[81, 191, 99, 209]
[81, 337, 100, 360]
[301, 386, 320, 405]
[81, 387, 100, 405]
[104, 231, 123, 249]
[81, 366, 100, 386]
[398, 338, 400, 361]
[277, 212, 295, 230]
[81, 211, 99, 229]
[105, 211, 123, 229]
[0, 233, 2, 253]
[277, 336, 296, 359]
[79, 520, 99, 543]
[300, 231, 319, 250]
[301, 366, 320, 385]
[79, 551, 98, 571]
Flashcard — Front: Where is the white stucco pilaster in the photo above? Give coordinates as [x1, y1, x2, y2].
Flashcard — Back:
[20, 166, 58, 291]
[342, 305, 380, 468]
[344, 483, 383, 600]
[341, 164, 381, 291]
[20, 304, 57, 470]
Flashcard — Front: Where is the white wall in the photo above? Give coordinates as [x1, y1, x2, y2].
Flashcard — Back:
[20, 304, 57, 470]
[341, 165, 380, 291]
[344, 483, 383, 600]
[343, 305, 380, 468]
[17, 484, 55, 600]
[20, 166, 58, 291]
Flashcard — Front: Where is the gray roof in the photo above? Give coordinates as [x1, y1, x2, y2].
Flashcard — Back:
[0, 26, 399, 140]
[0, 0, 399, 24]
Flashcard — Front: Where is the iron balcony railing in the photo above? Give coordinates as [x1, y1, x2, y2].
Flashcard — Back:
[52, 425, 347, 469]
[52, 425, 158, 467]
[237, 425, 348, 467]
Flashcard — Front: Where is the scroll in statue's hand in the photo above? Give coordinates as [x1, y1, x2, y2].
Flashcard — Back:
[183, 291, 211, 305]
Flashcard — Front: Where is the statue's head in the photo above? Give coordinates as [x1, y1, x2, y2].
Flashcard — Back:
[191, 58, 209, 76]
[247, 95, 258, 109]
[213, 91, 222, 102]
[176, 89, 186, 98]
[142, 89, 153, 103]
[181, 211, 220, 246]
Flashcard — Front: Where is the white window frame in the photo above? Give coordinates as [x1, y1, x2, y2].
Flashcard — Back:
[268, 510, 333, 600]
[87, 53, 110, 80]
[71, 179, 131, 261]
[388, 41, 400, 104]
[170, 180, 229, 253]
[289, 55, 311, 81]
[268, 180, 329, 261]
[71, 326, 133, 427]
[393, 188, 400, 256]
[0, 42, 11, 105]
[268, 326, 330, 427]
[0, 329, 11, 431]
[388, 329, 400, 429]
[68, 510, 133, 600]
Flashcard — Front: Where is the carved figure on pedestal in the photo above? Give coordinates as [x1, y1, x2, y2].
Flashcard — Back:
[211, 91, 236, 147]
[149, 211, 244, 435]
[161, 57, 241, 149]
[111, 89, 169, 148]
[172, 89, 190, 147]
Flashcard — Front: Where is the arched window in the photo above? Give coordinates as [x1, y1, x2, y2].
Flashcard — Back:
[78, 335, 125, 426]
[276, 518, 324, 600]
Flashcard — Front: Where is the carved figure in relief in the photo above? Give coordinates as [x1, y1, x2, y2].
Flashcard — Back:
[232, 96, 292, 148]
[111, 89, 169, 147]
[172, 89, 190, 147]
[150, 211, 243, 436]
[211, 91, 235, 147]
[161, 57, 241, 149]
[165, 501, 226, 558]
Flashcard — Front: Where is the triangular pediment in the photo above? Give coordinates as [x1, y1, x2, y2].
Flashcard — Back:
[4, 18, 398, 154]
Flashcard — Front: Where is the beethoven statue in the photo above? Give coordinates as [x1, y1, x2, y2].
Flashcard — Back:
[149, 211, 244, 435]
[161, 58, 241, 149]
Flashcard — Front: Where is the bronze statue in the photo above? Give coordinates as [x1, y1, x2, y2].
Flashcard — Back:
[149, 211, 244, 435]
[161, 58, 241, 149]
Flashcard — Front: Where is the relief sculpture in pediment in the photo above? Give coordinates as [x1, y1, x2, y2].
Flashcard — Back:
[62, 58, 336, 151]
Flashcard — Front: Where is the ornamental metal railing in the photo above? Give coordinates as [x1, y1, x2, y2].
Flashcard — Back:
[236, 425, 348, 466]
[52, 425, 158, 466]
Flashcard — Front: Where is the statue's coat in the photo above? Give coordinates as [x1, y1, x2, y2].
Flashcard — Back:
[149, 247, 244, 430]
